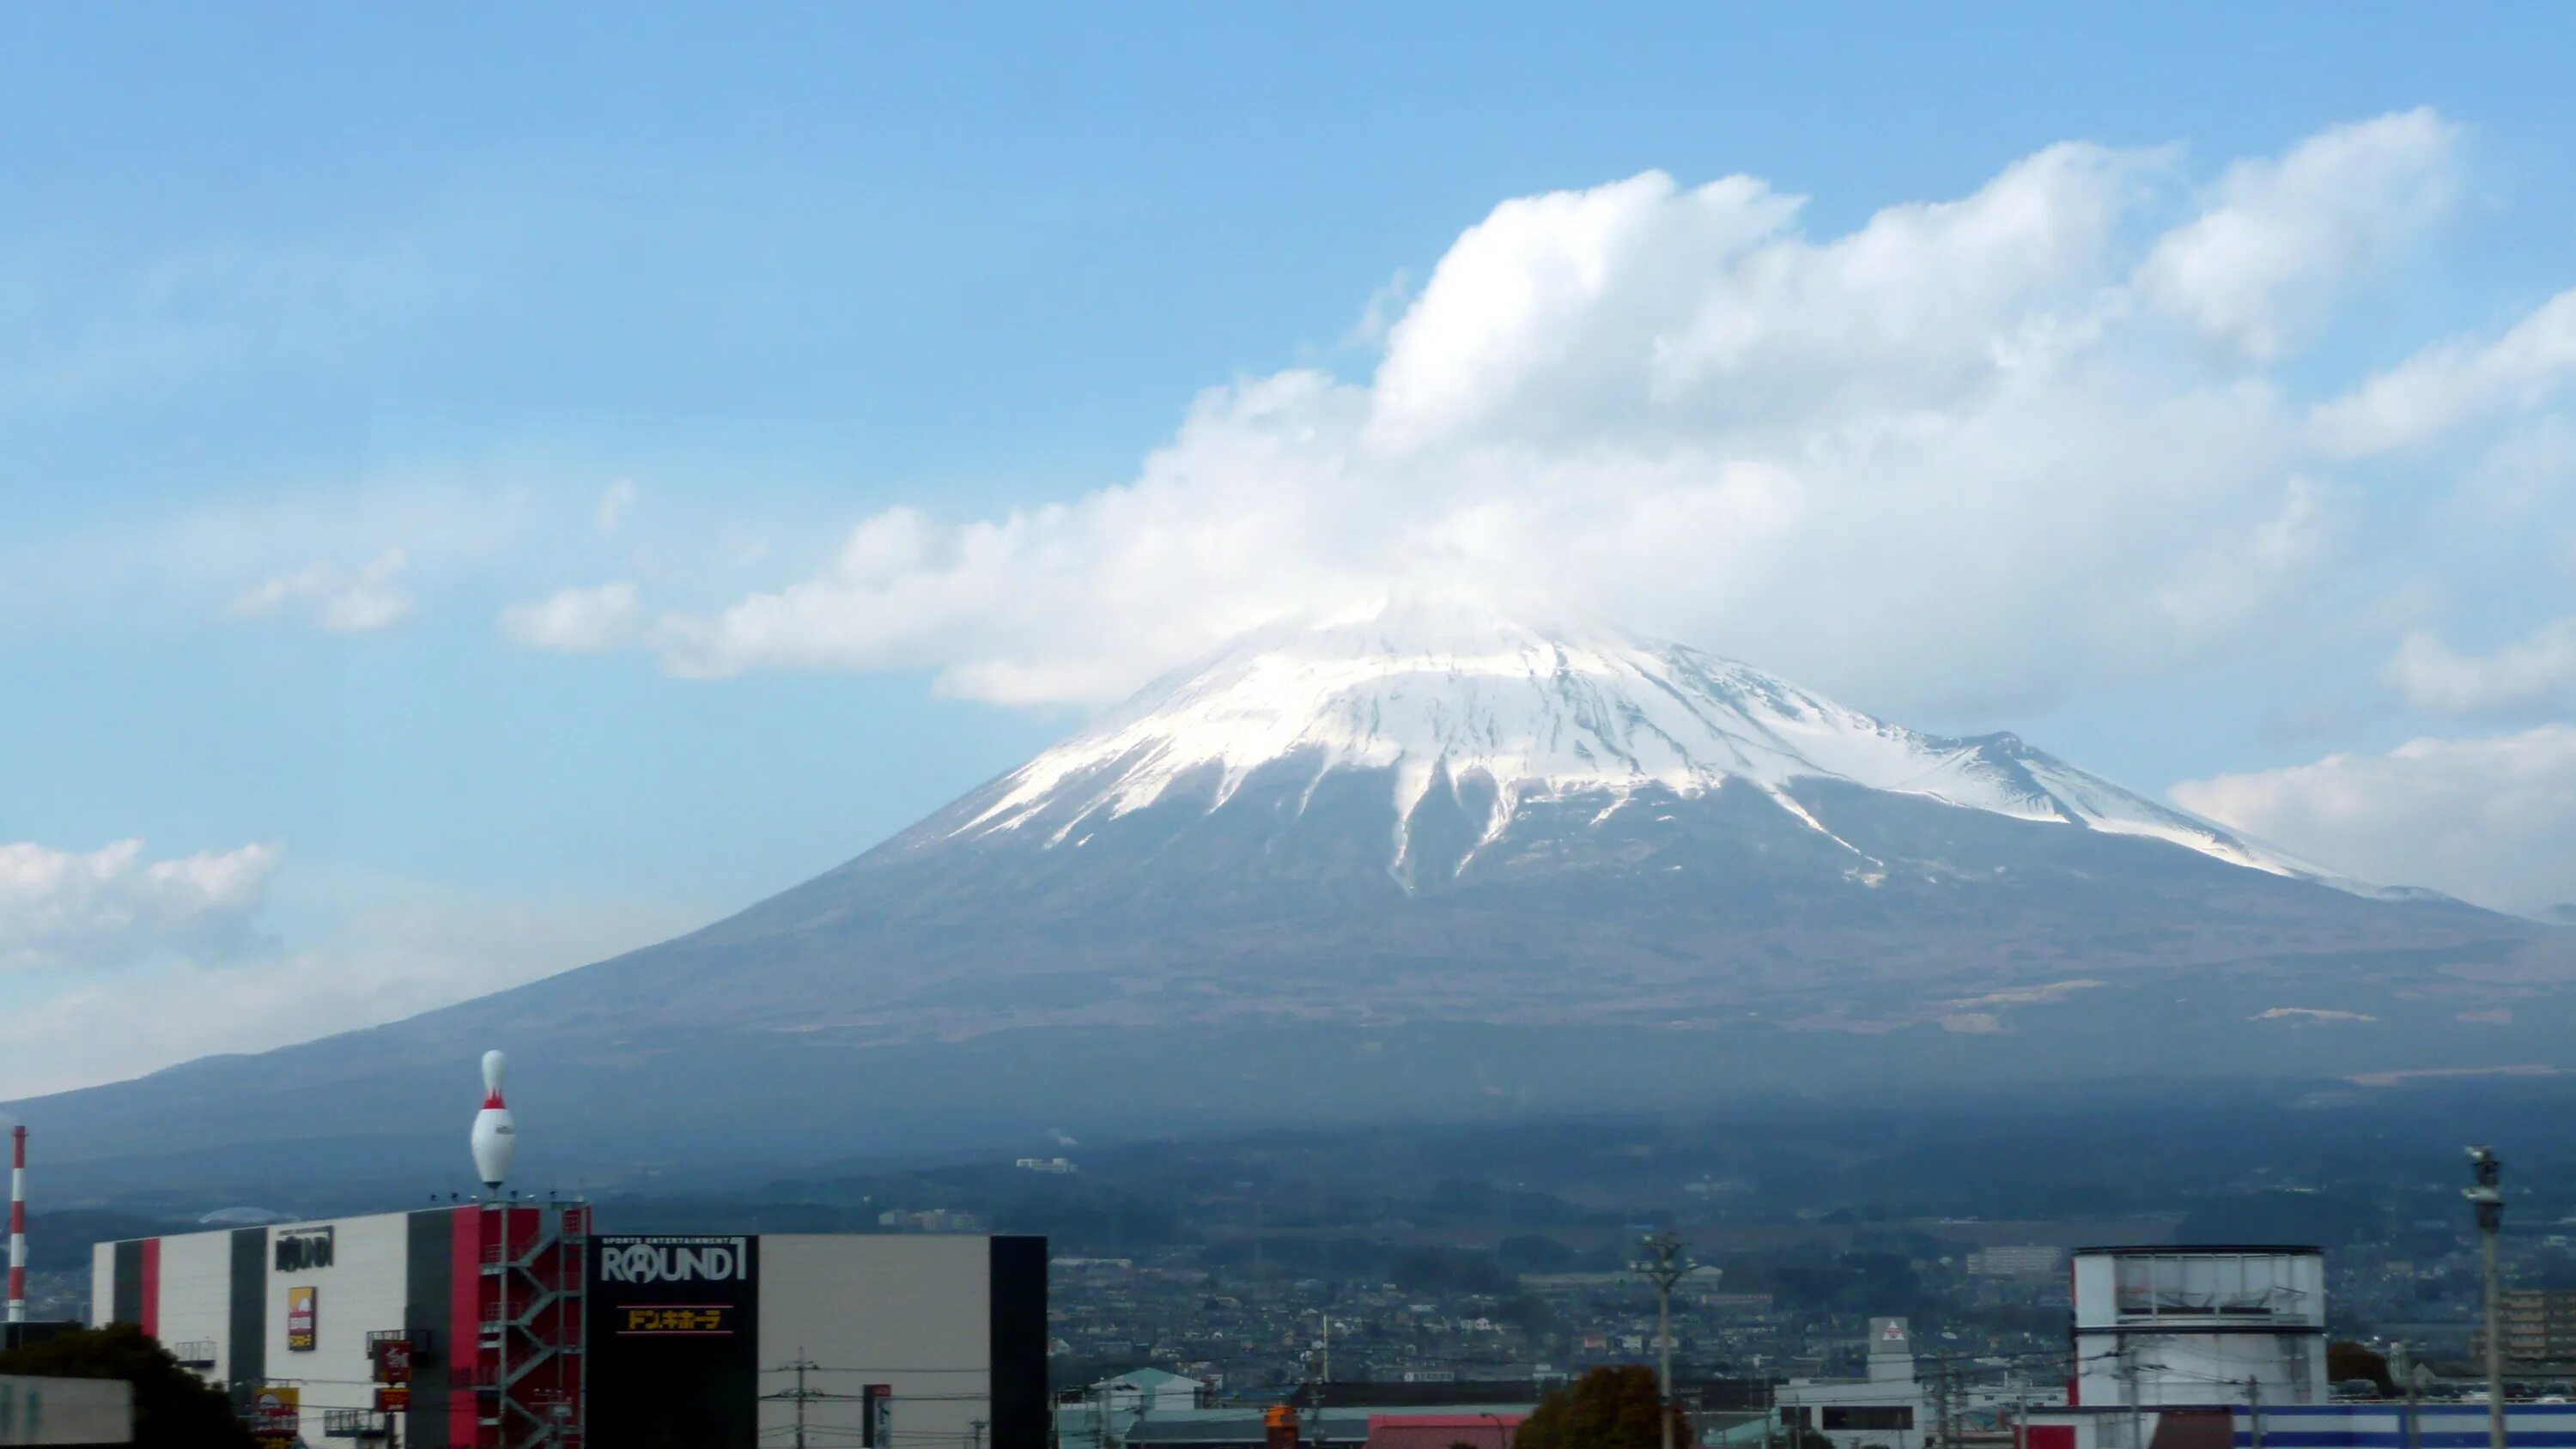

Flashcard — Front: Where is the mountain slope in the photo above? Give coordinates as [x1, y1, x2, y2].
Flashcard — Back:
[15, 603, 2573, 1189]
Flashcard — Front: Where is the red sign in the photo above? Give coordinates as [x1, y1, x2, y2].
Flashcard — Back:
[374, 1337, 414, 1384]
[376, 1386, 412, 1414]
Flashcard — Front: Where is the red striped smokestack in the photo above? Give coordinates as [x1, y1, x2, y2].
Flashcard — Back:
[9, 1125, 26, 1325]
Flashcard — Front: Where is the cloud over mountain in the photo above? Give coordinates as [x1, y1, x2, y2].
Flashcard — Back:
[629, 113, 2472, 725]
[0, 838, 277, 973]
[2172, 725, 2576, 918]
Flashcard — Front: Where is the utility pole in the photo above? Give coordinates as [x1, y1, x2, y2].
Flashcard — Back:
[1635, 1232, 1693, 1449]
[2469, 1146, 2507, 1449]
[1946, 1351, 1966, 1449]
[1938, 1351, 1954, 1449]
[972, 1416, 988, 1449]
[761, 1355, 824, 1449]
[2121, 1342, 2142, 1449]
[2247, 1378, 2263, 1449]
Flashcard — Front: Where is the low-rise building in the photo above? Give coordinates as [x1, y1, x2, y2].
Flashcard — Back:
[0, 1373, 131, 1446]
[1968, 1247, 2066, 1280]
[2026, 1403, 2576, 1449]
[2069, 1246, 2326, 1409]
[2479, 1289, 2576, 1363]
[1777, 1318, 1925, 1449]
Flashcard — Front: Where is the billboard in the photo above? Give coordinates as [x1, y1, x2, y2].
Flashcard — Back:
[251, 1385, 299, 1449]
[586, 1235, 761, 1449]
[285, 1287, 317, 1351]
[274, 1228, 334, 1272]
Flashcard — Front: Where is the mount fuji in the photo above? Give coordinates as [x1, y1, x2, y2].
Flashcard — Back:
[21, 603, 2576, 1187]
[950, 602, 2336, 890]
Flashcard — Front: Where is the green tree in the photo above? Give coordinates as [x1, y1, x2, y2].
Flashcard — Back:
[1516, 1366, 1690, 1449]
[0, 1324, 252, 1449]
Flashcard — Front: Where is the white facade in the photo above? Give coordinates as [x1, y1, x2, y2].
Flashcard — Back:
[0, 1374, 132, 1446]
[2071, 1247, 2327, 1409]
[756, 1234, 999, 1449]
[1102, 1367, 1204, 1415]
[1779, 1317, 2067, 1449]
[1777, 1319, 1927, 1449]
[146, 1229, 229, 1385]
[263, 1212, 410, 1441]
[90, 1212, 416, 1444]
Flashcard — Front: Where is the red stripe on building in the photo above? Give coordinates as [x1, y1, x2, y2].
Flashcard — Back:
[451, 1206, 483, 1446]
[138, 1238, 161, 1339]
[2066, 1258, 2080, 1407]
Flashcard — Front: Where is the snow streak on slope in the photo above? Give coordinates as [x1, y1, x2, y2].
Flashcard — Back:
[955, 601, 2331, 884]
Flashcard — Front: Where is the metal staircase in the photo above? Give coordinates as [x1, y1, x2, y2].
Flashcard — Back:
[473, 1203, 588, 1448]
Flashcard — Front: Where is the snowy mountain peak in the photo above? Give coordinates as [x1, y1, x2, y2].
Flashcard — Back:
[954, 601, 2328, 884]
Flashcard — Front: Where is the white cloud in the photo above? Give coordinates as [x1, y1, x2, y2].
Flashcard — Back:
[642, 122, 2440, 716]
[499, 581, 643, 652]
[0, 878, 702, 1097]
[2171, 725, 2576, 917]
[226, 548, 414, 634]
[1342, 270, 1414, 351]
[0, 839, 277, 973]
[2385, 618, 2576, 714]
[2313, 288, 2576, 455]
[2138, 108, 2461, 361]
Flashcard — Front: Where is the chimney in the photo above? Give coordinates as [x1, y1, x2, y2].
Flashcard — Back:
[9, 1126, 27, 1325]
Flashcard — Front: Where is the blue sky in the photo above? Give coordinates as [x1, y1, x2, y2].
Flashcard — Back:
[7, 4, 2576, 1094]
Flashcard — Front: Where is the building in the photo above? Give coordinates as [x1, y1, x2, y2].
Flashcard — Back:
[878, 1209, 992, 1233]
[1363, 1412, 1524, 1448]
[2069, 1246, 2326, 1410]
[1058, 1383, 1539, 1449]
[1777, 1317, 2064, 1449]
[2023, 1402, 2576, 1449]
[1776, 1318, 1925, 1449]
[0, 1374, 131, 1446]
[1968, 1248, 2067, 1280]
[2479, 1289, 2576, 1363]
[1101, 1368, 1207, 1416]
[91, 1202, 586, 1448]
[1112, 1408, 1372, 1448]
[91, 1206, 1048, 1449]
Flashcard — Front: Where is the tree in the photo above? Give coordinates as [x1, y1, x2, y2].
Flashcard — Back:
[1516, 1366, 1691, 1449]
[0, 1324, 252, 1449]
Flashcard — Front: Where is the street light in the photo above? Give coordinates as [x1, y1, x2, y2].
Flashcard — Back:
[2467, 1147, 2505, 1449]
[1635, 1232, 1704, 1449]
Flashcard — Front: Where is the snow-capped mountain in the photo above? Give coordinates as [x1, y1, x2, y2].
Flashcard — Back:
[16, 603, 2570, 1185]
[953, 602, 2327, 888]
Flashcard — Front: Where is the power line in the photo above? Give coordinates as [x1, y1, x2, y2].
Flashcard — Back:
[762, 1355, 829, 1449]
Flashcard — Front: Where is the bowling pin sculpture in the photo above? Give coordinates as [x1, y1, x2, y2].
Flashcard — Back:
[470, 1050, 517, 1193]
